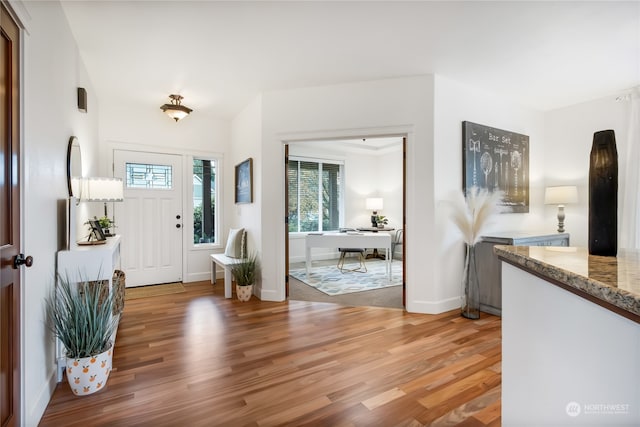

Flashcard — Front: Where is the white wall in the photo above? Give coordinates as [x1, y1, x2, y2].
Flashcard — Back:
[433, 75, 547, 308]
[99, 97, 230, 283]
[18, 0, 100, 423]
[543, 95, 631, 248]
[257, 76, 435, 310]
[228, 96, 263, 291]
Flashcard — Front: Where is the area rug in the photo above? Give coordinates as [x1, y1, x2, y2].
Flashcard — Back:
[125, 282, 185, 300]
[289, 260, 402, 296]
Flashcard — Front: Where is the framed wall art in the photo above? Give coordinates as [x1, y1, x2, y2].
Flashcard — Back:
[462, 121, 530, 213]
[235, 158, 253, 204]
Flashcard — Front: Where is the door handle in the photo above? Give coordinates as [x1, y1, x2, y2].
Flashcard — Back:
[14, 254, 33, 269]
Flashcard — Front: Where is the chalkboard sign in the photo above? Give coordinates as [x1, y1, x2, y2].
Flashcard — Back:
[462, 121, 529, 213]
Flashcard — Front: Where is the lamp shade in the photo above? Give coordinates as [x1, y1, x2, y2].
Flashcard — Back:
[366, 197, 384, 211]
[544, 186, 578, 205]
[81, 177, 124, 202]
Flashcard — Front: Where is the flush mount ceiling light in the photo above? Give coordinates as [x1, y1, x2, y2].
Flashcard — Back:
[160, 94, 192, 122]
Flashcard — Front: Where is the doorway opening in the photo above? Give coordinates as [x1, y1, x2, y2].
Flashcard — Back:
[285, 136, 406, 309]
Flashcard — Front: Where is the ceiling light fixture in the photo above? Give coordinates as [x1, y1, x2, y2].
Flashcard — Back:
[160, 94, 192, 122]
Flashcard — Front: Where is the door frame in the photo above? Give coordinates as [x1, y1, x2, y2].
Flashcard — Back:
[283, 132, 407, 307]
[1, 2, 22, 425]
[107, 142, 225, 284]
[113, 149, 184, 286]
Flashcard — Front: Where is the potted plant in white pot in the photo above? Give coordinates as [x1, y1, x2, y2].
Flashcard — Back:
[97, 215, 116, 237]
[47, 277, 119, 396]
[230, 252, 258, 302]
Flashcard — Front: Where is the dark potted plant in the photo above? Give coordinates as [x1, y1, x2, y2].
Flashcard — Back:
[97, 215, 116, 237]
[375, 215, 388, 228]
[229, 252, 258, 302]
[47, 277, 119, 395]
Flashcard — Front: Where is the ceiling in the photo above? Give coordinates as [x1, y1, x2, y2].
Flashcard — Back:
[60, 1, 640, 119]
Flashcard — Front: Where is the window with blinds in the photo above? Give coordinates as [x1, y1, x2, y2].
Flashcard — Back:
[288, 158, 342, 233]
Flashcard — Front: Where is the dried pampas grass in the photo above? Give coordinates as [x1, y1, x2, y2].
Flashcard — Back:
[449, 187, 503, 245]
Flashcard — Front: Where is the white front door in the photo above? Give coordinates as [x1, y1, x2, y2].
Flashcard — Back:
[114, 150, 183, 286]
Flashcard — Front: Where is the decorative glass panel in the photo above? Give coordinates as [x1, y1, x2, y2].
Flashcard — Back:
[193, 159, 216, 244]
[125, 163, 172, 189]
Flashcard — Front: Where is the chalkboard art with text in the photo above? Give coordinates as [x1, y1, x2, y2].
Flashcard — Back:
[463, 121, 529, 213]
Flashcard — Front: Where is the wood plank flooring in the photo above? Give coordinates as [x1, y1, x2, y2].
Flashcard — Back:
[39, 281, 501, 426]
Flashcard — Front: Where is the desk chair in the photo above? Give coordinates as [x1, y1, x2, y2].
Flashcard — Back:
[337, 248, 367, 273]
[392, 229, 403, 260]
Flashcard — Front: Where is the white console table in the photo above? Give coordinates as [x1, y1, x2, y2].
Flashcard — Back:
[57, 235, 121, 286]
[305, 232, 391, 280]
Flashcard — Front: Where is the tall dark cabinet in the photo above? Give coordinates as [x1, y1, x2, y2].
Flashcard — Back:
[476, 232, 570, 315]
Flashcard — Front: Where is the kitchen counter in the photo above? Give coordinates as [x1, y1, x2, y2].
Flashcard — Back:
[494, 245, 640, 323]
[496, 245, 640, 424]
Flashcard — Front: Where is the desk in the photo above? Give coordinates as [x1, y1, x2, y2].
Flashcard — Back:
[305, 232, 391, 280]
[357, 227, 395, 259]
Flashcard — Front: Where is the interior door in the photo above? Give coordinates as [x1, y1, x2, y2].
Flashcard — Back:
[113, 150, 183, 287]
[1, 5, 21, 425]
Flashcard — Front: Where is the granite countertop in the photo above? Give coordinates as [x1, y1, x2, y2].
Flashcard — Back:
[494, 245, 640, 322]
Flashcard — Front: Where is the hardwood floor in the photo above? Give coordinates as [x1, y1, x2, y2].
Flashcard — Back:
[39, 281, 501, 426]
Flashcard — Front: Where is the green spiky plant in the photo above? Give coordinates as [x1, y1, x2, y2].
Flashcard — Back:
[230, 252, 258, 286]
[48, 276, 119, 358]
[375, 215, 388, 226]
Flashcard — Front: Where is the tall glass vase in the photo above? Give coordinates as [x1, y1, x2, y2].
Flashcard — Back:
[461, 244, 480, 319]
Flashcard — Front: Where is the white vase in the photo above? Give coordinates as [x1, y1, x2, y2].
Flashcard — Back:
[65, 345, 113, 396]
[236, 284, 253, 302]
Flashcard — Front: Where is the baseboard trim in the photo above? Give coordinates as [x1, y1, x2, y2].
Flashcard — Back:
[183, 272, 210, 283]
[406, 296, 460, 314]
[29, 366, 58, 426]
[258, 288, 284, 302]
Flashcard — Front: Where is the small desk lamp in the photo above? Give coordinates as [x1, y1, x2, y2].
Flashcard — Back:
[544, 186, 578, 233]
[366, 197, 383, 227]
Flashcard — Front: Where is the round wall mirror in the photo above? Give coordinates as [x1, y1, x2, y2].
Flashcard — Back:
[67, 136, 82, 197]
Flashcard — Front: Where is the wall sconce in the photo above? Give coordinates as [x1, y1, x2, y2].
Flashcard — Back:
[366, 197, 384, 227]
[544, 186, 578, 233]
[160, 94, 192, 122]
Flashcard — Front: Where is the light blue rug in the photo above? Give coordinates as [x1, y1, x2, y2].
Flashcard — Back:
[289, 259, 402, 296]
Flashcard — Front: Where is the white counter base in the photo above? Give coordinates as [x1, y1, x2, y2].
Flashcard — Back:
[502, 262, 640, 425]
